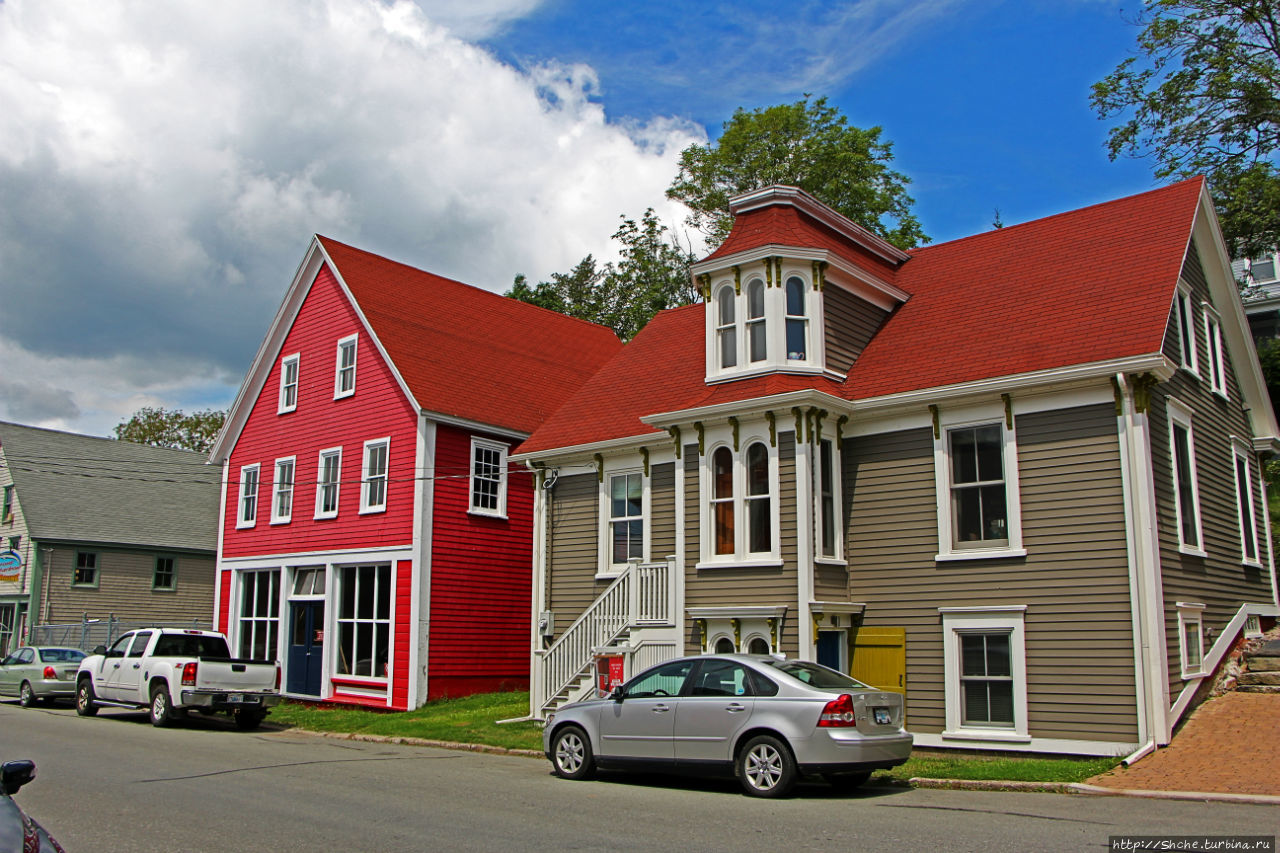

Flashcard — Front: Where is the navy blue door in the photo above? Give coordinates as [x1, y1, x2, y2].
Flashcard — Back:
[287, 602, 324, 695]
[816, 630, 843, 671]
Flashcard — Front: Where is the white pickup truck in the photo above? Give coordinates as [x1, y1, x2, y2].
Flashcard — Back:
[75, 628, 280, 729]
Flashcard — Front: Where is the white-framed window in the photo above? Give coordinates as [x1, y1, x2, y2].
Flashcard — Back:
[816, 438, 842, 560]
[932, 407, 1024, 561]
[705, 266, 823, 380]
[237, 463, 260, 528]
[271, 457, 295, 524]
[278, 353, 300, 414]
[1167, 400, 1204, 556]
[1249, 252, 1278, 283]
[360, 438, 389, 514]
[1202, 304, 1226, 396]
[1174, 287, 1198, 375]
[238, 569, 280, 661]
[335, 563, 391, 679]
[152, 556, 176, 591]
[940, 606, 1028, 741]
[699, 433, 780, 566]
[315, 447, 342, 519]
[601, 470, 645, 574]
[1232, 440, 1261, 566]
[1177, 602, 1206, 678]
[334, 334, 358, 399]
[469, 438, 508, 517]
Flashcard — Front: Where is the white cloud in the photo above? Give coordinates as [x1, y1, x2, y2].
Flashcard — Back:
[0, 0, 702, 435]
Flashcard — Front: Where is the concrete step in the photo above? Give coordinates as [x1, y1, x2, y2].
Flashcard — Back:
[1244, 655, 1280, 672]
[1239, 671, 1280, 686]
[1236, 684, 1280, 694]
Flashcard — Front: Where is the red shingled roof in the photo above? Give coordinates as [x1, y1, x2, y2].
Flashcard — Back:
[517, 178, 1204, 455]
[317, 237, 622, 435]
[705, 204, 901, 280]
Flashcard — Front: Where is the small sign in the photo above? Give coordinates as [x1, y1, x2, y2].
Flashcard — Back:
[0, 550, 21, 582]
[314, 629, 324, 644]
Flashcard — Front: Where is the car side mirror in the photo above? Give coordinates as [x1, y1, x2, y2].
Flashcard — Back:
[1, 760, 35, 796]
[92, 645, 107, 656]
[610, 685, 625, 702]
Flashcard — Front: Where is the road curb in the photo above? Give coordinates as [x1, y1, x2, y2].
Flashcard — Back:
[910, 777, 1280, 806]
[288, 727, 544, 758]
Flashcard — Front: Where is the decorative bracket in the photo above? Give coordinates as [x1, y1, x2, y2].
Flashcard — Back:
[728, 416, 740, 452]
[768, 617, 780, 650]
[928, 404, 940, 440]
[697, 273, 711, 300]
[731, 618, 742, 649]
[814, 409, 828, 444]
[836, 414, 849, 447]
[766, 411, 777, 447]
[668, 425, 682, 459]
[733, 266, 742, 295]
[792, 406, 804, 440]
[640, 446, 650, 478]
[694, 421, 705, 456]
[593, 453, 604, 483]
[1002, 393, 1014, 430]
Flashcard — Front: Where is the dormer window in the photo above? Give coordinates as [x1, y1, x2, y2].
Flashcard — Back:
[785, 276, 808, 360]
[746, 278, 766, 363]
[716, 285, 737, 369]
[705, 265, 824, 380]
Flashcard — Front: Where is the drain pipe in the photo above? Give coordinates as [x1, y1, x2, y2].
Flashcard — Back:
[1115, 373, 1155, 766]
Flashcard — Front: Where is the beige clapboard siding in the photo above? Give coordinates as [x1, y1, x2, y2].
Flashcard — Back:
[684, 433, 800, 656]
[545, 472, 607, 624]
[814, 563, 847, 600]
[650, 462, 676, 560]
[845, 404, 1140, 742]
[1152, 242, 1271, 703]
[824, 286, 891, 375]
[42, 544, 215, 627]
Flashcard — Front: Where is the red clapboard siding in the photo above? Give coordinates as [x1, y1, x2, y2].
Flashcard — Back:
[392, 559, 412, 709]
[222, 265, 418, 559]
[426, 424, 533, 698]
[217, 570, 232, 634]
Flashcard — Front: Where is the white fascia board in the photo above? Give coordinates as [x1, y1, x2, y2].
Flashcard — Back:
[691, 244, 909, 310]
[643, 389, 847, 430]
[686, 605, 789, 619]
[725, 185, 911, 265]
[424, 411, 529, 443]
[510, 431, 662, 467]
[1191, 187, 1280, 442]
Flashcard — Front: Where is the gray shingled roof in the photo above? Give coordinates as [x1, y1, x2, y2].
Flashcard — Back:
[0, 421, 219, 552]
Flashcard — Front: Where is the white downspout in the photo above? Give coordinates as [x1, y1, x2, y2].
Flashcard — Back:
[1114, 374, 1152, 762]
[527, 462, 548, 719]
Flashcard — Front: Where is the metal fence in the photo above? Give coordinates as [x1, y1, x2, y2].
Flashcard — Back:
[28, 614, 208, 651]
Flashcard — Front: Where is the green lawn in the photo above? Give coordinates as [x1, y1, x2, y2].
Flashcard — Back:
[265, 692, 1121, 783]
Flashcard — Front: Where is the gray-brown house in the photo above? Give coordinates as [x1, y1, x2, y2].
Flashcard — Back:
[512, 178, 1280, 758]
[0, 421, 220, 652]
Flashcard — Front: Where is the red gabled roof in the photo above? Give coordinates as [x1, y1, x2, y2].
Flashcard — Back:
[317, 237, 622, 435]
[705, 204, 902, 280]
[517, 178, 1205, 455]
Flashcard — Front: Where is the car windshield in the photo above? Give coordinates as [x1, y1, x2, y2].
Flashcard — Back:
[760, 659, 870, 690]
[38, 648, 86, 663]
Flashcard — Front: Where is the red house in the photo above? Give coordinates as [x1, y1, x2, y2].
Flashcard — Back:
[209, 236, 621, 709]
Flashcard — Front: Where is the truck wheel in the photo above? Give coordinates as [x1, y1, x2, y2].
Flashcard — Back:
[233, 708, 266, 731]
[76, 679, 99, 717]
[19, 682, 36, 708]
[149, 685, 176, 727]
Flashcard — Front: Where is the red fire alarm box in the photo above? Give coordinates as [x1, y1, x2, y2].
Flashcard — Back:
[595, 654, 625, 697]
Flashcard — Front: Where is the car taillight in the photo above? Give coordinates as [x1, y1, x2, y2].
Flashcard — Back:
[817, 693, 857, 728]
[182, 662, 197, 686]
[275, 665, 281, 689]
[43, 666, 56, 679]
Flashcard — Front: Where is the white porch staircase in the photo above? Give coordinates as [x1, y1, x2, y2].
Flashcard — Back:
[533, 559, 679, 719]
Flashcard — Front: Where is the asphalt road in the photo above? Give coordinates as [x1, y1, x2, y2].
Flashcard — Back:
[1, 701, 1275, 853]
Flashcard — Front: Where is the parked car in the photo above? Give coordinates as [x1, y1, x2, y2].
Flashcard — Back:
[0, 759, 65, 852]
[0, 647, 87, 707]
[544, 654, 913, 798]
[76, 628, 279, 729]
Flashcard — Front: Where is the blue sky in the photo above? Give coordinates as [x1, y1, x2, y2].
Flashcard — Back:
[0, 0, 1160, 435]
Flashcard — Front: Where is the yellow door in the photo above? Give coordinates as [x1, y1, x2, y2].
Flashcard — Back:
[849, 626, 906, 696]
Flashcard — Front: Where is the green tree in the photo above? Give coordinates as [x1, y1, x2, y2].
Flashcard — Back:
[666, 95, 926, 250]
[1091, 0, 1280, 257]
[507, 210, 697, 340]
[113, 406, 226, 454]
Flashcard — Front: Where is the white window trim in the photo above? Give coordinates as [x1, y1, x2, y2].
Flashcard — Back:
[815, 438, 844, 562]
[932, 406, 1025, 561]
[1177, 602, 1207, 679]
[237, 463, 260, 529]
[468, 438, 509, 518]
[940, 606, 1029, 741]
[334, 334, 358, 400]
[359, 438, 390, 515]
[271, 456, 296, 525]
[597, 466, 649, 578]
[1231, 439, 1262, 567]
[1175, 286, 1199, 376]
[1202, 303, 1227, 397]
[704, 265, 826, 382]
[278, 353, 300, 414]
[314, 447, 342, 520]
[1167, 399, 1206, 557]
[697, 428, 782, 569]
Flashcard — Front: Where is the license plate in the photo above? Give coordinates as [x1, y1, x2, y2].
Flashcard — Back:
[873, 708, 891, 725]
[228, 693, 244, 703]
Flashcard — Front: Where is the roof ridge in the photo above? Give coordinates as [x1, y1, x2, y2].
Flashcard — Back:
[0, 420, 208, 458]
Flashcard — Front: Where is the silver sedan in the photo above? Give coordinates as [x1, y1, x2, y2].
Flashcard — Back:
[0, 646, 86, 707]
[543, 654, 912, 797]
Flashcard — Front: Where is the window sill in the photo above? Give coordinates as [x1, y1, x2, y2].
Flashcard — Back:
[151, 587, 177, 594]
[467, 509, 508, 521]
[277, 407, 296, 415]
[705, 363, 825, 384]
[334, 390, 355, 401]
[814, 556, 847, 567]
[1211, 388, 1229, 401]
[70, 584, 99, 590]
[696, 558, 784, 571]
[1180, 667, 1206, 680]
[940, 729, 1031, 744]
[595, 570, 625, 581]
[270, 518, 291, 526]
[935, 548, 1027, 563]
[313, 513, 339, 522]
[1243, 558, 1264, 569]
[1177, 545, 1207, 558]
[358, 506, 387, 516]
[235, 521, 256, 530]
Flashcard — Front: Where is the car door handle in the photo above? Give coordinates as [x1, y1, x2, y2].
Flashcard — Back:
[652, 704, 670, 713]
[131, 663, 140, 669]
[725, 703, 747, 713]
